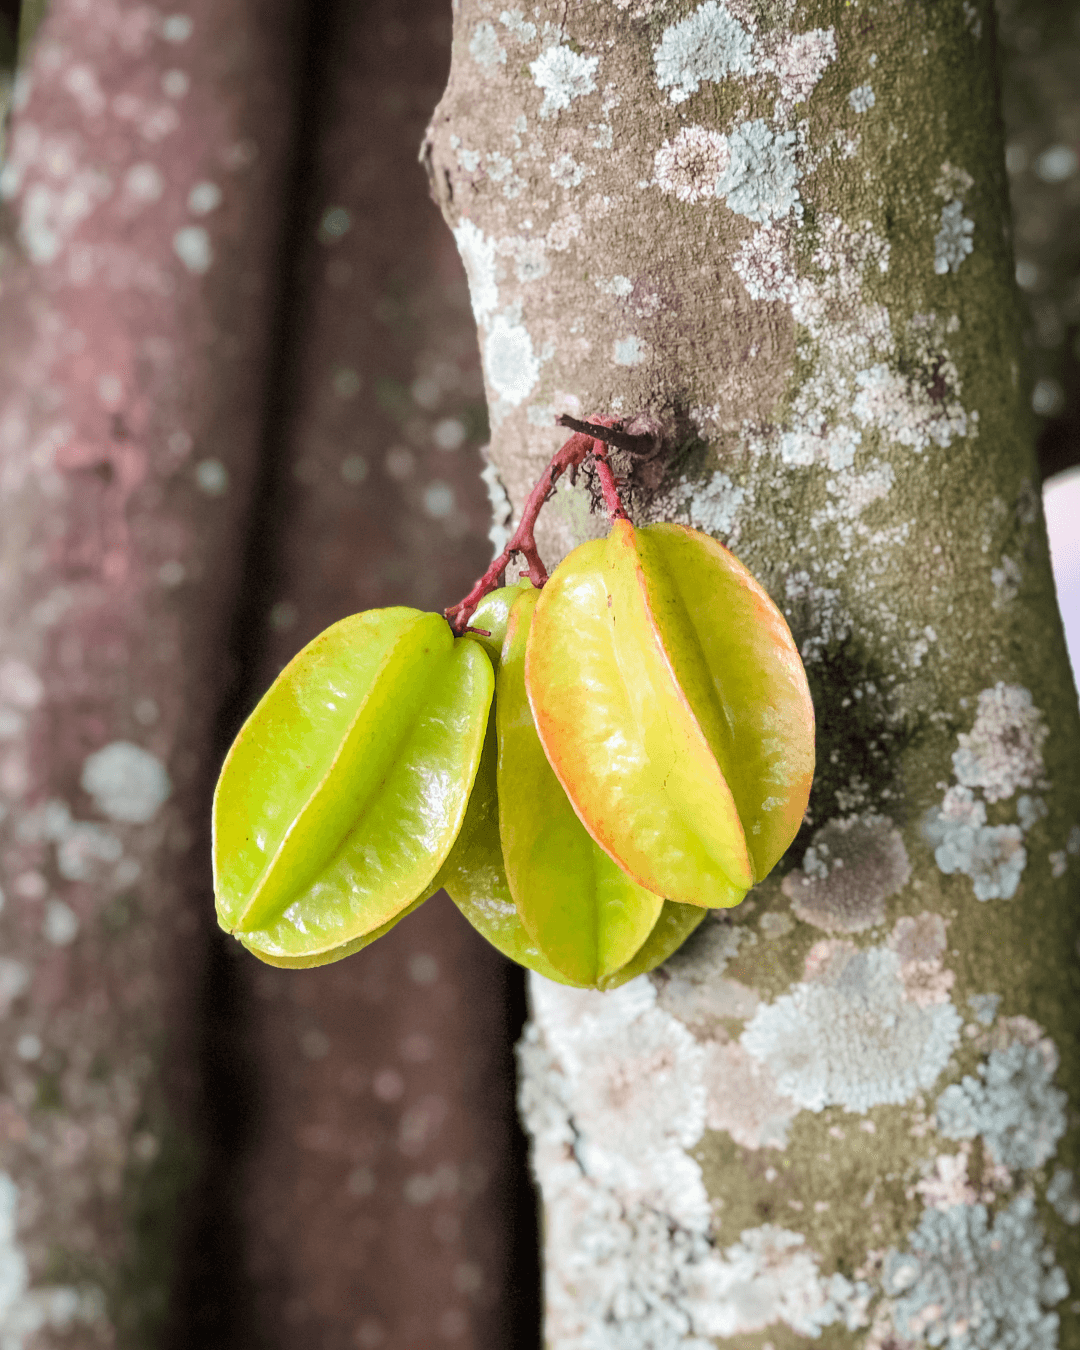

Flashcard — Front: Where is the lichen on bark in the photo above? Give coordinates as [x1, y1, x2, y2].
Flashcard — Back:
[429, 0, 1080, 1344]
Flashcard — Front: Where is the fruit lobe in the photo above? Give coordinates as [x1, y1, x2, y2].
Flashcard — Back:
[440, 691, 707, 989]
[498, 586, 664, 984]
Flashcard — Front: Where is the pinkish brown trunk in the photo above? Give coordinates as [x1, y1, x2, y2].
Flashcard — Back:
[0, 0, 297, 1339]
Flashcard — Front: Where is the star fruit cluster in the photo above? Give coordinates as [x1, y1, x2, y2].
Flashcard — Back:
[212, 422, 814, 990]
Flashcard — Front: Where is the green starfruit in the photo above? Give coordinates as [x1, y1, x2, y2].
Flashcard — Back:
[213, 607, 493, 966]
[526, 520, 814, 909]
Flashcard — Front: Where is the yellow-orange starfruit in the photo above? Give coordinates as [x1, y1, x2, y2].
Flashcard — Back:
[525, 521, 814, 909]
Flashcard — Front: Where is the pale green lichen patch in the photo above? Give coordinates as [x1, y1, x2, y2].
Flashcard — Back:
[884, 1195, 1068, 1350]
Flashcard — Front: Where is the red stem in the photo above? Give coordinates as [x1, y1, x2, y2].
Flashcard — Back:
[445, 417, 630, 636]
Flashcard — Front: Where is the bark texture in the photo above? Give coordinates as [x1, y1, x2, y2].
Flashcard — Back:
[427, 0, 1080, 1344]
[0, 1, 297, 1343]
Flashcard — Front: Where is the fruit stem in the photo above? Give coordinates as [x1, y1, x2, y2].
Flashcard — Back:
[446, 416, 642, 636]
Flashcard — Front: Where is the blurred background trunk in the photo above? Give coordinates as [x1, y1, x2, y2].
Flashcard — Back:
[0, 0, 1076, 1348]
[0, 0, 301, 1343]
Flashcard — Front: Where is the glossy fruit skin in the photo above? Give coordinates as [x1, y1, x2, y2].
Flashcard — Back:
[236, 887, 436, 971]
[441, 586, 707, 988]
[437, 712, 573, 985]
[526, 521, 814, 909]
[213, 607, 493, 965]
[441, 687, 706, 989]
[498, 587, 665, 985]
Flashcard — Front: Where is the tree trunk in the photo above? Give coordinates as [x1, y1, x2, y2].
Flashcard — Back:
[0, 1, 299, 1342]
[426, 1, 1080, 1344]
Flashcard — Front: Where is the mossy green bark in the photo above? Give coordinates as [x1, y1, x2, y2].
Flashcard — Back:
[16, 0, 49, 59]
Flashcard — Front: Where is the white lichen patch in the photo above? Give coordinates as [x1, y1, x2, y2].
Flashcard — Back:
[0, 660, 44, 710]
[17, 797, 125, 882]
[992, 554, 1022, 606]
[499, 9, 537, 43]
[80, 742, 171, 824]
[0, 960, 30, 1015]
[528, 976, 709, 1226]
[187, 180, 222, 215]
[452, 220, 498, 326]
[968, 992, 1001, 1026]
[783, 813, 911, 932]
[1047, 1169, 1080, 1226]
[703, 1041, 799, 1149]
[653, 470, 748, 546]
[934, 199, 975, 275]
[653, 916, 756, 1034]
[1017, 794, 1048, 832]
[125, 156, 166, 209]
[696, 1225, 871, 1339]
[44, 898, 79, 946]
[952, 684, 1047, 803]
[483, 313, 540, 408]
[762, 27, 836, 111]
[595, 274, 633, 298]
[783, 570, 852, 662]
[653, 0, 754, 105]
[931, 163, 976, 277]
[924, 684, 1047, 902]
[716, 121, 801, 224]
[172, 224, 212, 274]
[469, 20, 506, 69]
[849, 83, 875, 113]
[550, 153, 585, 189]
[480, 455, 513, 554]
[924, 786, 1026, 901]
[936, 1037, 1067, 1170]
[851, 356, 970, 453]
[654, 125, 730, 204]
[498, 232, 550, 285]
[0, 118, 114, 265]
[521, 973, 873, 1345]
[657, 966, 760, 1031]
[0, 1171, 104, 1344]
[735, 216, 973, 519]
[612, 335, 646, 366]
[882, 1195, 1067, 1350]
[914, 1146, 982, 1210]
[888, 912, 955, 1007]
[741, 939, 960, 1113]
[529, 44, 598, 119]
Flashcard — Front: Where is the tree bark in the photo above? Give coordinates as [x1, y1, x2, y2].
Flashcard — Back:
[427, 1, 1080, 1344]
[0, 1, 299, 1342]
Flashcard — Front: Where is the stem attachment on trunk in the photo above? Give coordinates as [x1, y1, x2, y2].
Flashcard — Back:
[445, 416, 636, 636]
